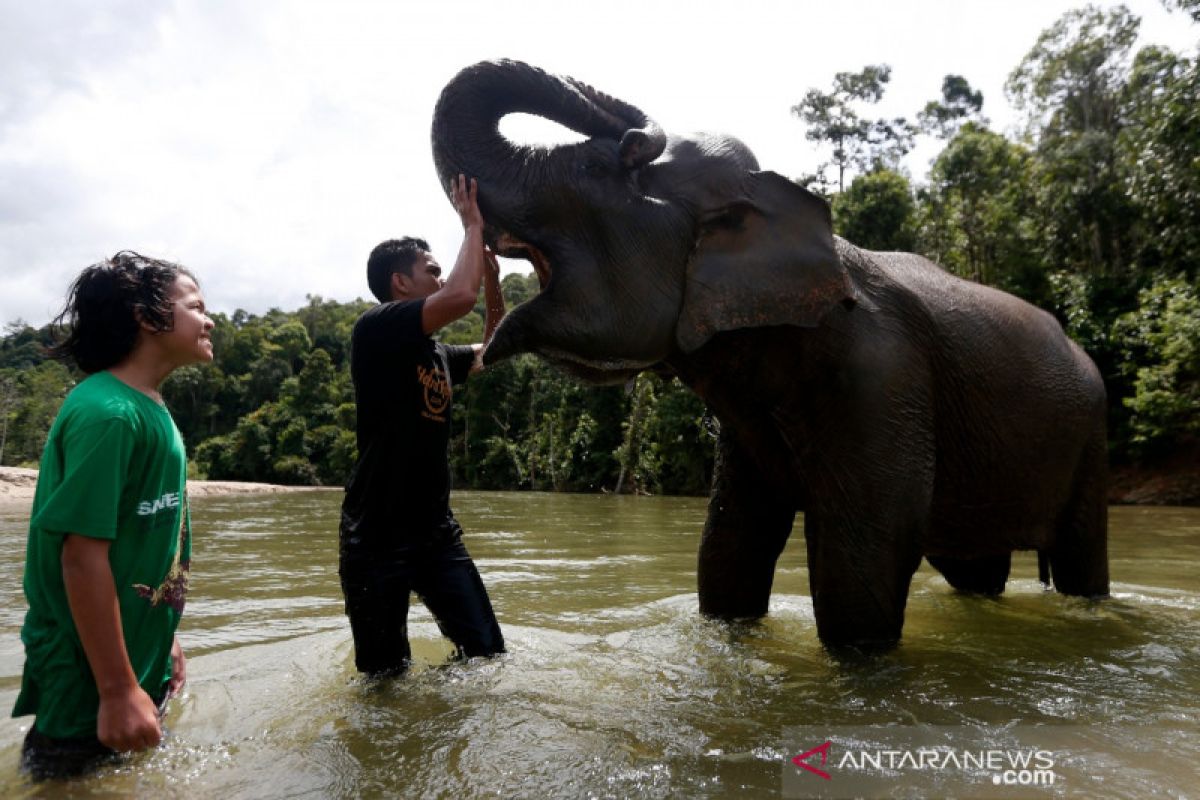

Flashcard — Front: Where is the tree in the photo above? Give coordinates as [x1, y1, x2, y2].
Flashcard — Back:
[614, 373, 658, 494]
[1006, 4, 1141, 277]
[917, 75, 986, 139]
[2, 361, 74, 466]
[1006, 5, 1139, 138]
[1111, 275, 1200, 456]
[832, 170, 917, 252]
[162, 363, 226, 444]
[1120, 46, 1200, 278]
[918, 124, 1040, 295]
[0, 369, 20, 464]
[269, 320, 313, 372]
[0, 320, 50, 370]
[642, 375, 714, 496]
[289, 347, 341, 421]
[791, 65, 916, 192]
[1161, 0, 1200, 23]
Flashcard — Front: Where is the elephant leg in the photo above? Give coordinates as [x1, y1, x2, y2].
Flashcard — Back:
[1048, 430, 1110, 597]
[697, 431, 796, 619]
[926, 553, 1011, 595]
[805, 513, 924, 651]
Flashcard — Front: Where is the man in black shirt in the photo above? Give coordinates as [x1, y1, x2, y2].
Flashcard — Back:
[340, 174, 506, 675]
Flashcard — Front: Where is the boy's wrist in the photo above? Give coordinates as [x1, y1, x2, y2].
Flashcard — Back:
[96, 673, 140, 698]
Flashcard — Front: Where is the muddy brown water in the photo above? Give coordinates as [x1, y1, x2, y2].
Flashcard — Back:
[1, 492, 1197, 798]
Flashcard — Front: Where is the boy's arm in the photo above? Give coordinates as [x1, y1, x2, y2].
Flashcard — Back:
[62, 534, 162, 752]
[421, 174, 488, 335]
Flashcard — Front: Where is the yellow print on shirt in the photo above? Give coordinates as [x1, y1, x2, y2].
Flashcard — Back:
[417, 364, 451, 421]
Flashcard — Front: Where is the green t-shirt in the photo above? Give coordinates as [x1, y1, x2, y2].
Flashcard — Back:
[12, 371, 192, 739]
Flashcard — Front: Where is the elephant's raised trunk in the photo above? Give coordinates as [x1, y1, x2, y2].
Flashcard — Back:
[430, 59, 666, 229]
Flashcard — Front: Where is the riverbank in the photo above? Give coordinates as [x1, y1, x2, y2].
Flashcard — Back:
[0, 466, 318, 510]
[3, 460, 1198, 510]
[1109, 448, 1200, 506]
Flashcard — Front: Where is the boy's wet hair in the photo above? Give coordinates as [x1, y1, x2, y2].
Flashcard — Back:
[50, 251, 195, 374]
[367, 236, 430, 303]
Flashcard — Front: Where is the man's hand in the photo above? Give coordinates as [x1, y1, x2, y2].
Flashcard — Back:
[450, 174, 484, 231]
[97, 684, 162, 752]
[167, 636, 186, 699]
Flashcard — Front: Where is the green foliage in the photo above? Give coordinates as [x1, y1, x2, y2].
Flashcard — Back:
[1005, 4, 1140, 137]
[791, 65, 916, 192]
[0, 321, 55, 370]
[6, 6, 1199, 484]
[269, 321, 313, 371]
[1111, 276, 1200, 455]
[800, 4, 1199, 468]
[918, 75, 986, 139]
[1048, 271, 1109, 354]
[640, 374, 716, 496]
[833, 170, 917, 252]
[614, 373, 659, 495]
[918, 124, 1042, 297]
[0, 360, 75, 467]
[1007, 4, 1141, 278]
[0, 271, 712, 494]
[1120, 46, 1200, 278]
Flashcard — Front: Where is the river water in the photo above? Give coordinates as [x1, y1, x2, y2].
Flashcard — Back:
[0, 492, 1197, 798]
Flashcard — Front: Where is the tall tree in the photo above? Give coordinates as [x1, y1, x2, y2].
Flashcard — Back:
[917, 75, 986, 139]
[792, 65, 915, 192]
[614, 373, 658, 495]
[918, 124, 1040, 295]
[1119, 45, 1200, 278]
[1005, 4, 1141, 277]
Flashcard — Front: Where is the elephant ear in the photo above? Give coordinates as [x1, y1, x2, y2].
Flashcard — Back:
[676, 170, 855, 354]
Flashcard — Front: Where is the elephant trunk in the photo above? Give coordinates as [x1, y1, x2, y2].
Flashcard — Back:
[481, 303, 530, 365]
[431, 59, 666, 229]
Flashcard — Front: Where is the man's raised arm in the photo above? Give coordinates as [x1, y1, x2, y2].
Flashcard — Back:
[421, 174, 488, 335]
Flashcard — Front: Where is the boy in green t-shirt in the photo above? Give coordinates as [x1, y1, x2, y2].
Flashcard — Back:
[12, 251, 214, 779]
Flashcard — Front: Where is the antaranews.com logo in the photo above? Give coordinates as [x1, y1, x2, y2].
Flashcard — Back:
[782, 726, 1076, 798]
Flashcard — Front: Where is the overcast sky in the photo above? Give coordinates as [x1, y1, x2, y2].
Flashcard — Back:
[0, 0, 1194, 327]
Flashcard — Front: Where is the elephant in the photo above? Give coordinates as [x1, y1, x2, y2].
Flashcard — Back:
[430, 59, 1109, 649]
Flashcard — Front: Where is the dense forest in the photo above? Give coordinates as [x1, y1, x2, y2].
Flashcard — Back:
[2, 4, 1197, 495]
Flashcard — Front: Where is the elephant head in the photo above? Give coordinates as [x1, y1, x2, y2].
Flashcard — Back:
[431, 59, 856, 382]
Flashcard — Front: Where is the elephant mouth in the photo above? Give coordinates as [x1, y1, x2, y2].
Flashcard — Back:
[538, 346, 650, 383]
[483, 228, 655, 383]
[494, 230, 552, 290]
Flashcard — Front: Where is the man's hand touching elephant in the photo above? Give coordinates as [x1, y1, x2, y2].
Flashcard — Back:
[450, 174, 484, 232]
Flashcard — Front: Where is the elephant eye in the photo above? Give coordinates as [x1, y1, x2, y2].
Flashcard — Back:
[581, 159, 608, 178]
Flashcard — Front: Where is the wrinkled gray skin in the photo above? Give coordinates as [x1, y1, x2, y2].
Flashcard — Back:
[431, 59, 1109, 649]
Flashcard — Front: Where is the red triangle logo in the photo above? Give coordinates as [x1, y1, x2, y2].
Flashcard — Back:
[792, 740, 832, 780]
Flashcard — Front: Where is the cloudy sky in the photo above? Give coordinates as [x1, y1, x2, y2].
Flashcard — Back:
[0, 0, 1194, 327]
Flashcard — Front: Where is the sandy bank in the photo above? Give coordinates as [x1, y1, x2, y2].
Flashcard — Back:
[0, 466, 321, 511]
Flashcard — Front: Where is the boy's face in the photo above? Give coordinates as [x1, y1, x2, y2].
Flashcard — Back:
[393, 252, 444, 300]
[158, 274, 215, 366]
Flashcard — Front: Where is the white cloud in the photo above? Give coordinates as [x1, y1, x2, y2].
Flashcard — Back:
[0, 0, 1194, 325]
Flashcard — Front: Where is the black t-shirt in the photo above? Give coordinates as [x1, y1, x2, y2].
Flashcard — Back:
[340, 299, 476, 553]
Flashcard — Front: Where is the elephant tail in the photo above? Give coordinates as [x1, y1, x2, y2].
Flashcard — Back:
[1037, 551, 1051, 588]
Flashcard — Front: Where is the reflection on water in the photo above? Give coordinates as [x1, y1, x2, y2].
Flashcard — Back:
[0, 492, 1197, 797]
